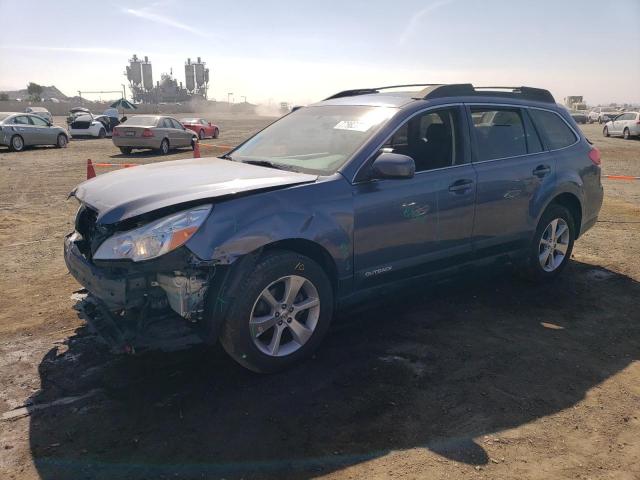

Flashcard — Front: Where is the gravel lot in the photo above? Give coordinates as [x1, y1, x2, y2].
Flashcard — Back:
[0, 117, 638, 480]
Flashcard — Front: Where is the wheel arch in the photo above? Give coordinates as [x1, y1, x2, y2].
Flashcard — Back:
[544, 192, 583, 238]
[261, 238, 339, 291]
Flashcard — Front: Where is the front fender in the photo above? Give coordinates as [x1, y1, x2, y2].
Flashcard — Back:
[187, 177, 354, 277]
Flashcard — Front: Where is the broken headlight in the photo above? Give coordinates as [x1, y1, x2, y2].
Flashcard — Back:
[94, 204, 212, 262]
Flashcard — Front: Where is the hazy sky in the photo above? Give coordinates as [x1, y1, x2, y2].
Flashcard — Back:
[1, 0, 638, 105]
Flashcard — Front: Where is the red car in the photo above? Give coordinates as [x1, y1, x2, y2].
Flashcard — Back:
[179, 118, 220, 140]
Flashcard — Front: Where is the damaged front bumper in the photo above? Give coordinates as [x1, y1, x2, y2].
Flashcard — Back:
[64, 232, 217, 352]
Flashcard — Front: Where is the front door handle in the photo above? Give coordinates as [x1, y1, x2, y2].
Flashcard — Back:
[533, 165, 551, 178]
[448, 179, 474, 193]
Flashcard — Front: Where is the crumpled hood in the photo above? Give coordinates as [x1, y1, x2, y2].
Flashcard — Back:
[71, 157, 317, 224]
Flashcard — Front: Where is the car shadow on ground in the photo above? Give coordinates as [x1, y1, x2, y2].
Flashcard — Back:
[0, 145, 60, 153]
[109, 148, 194, 159]
[28, 260, 640, 479]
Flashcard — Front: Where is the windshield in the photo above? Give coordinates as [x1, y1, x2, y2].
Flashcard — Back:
[230, 105, 397, 174]
[123, 116, 158, 126]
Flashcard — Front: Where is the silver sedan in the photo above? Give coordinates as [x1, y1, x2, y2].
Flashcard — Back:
[112, 115, 198, 155]
[0, 112, 70, 152]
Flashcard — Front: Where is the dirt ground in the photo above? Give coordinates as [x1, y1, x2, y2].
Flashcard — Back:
[0, 117, 638, 480]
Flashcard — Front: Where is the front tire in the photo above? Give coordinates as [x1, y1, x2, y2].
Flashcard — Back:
[219, 251, 334, 373]
[603, 126, 609, 137]
[198, 129, 205, 140]
[98, 128, 106, 139]
[213, 128, 219, 139]
[9, 135, 25, 152]
[56, 134, 68, 148]
[524, 204, 575, 282]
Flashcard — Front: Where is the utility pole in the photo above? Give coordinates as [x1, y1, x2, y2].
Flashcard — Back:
[241, 96, 247, 103]
[227, 92, 233, 103]
[121, 84, 127, 100]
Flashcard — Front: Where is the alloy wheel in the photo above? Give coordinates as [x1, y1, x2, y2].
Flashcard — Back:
[12, 136, 24, 151]
[538, 218, 570, 272]
[250, 275, 320, 357]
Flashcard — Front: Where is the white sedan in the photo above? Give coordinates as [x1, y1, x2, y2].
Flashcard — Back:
[603, 112, 640, 140]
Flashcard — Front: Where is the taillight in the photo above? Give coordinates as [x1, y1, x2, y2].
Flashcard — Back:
[112, 128, 120, 137]
[142, 129, 154, 137]
[588, 147, 601, 166]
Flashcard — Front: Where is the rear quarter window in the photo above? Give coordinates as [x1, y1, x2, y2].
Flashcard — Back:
[529, 109, 578, 150]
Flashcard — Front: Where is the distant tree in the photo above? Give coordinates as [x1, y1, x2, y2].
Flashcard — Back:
[27, 82, 43, 102]
[0, 93, 8, 101]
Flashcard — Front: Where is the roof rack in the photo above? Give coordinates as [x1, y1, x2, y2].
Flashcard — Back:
[324, 84, 443, 100]
[417, 84, 555, 103]
[325, 83, 555, 104]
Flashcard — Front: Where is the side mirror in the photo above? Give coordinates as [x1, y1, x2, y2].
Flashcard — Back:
[208, 121, 212, 126]
[371, 152, 415, 180]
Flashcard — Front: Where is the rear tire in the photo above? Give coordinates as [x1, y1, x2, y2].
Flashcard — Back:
[9, 135, 24, 152]
[56, 134, 68, 148]
[523, 204, 575, 282]
[119, 147, 132, 155]
[159, 138, 169, 155]
[623, 128, 630, 140]
[219, 250, 334, 373]
[603, 126, 609, 137]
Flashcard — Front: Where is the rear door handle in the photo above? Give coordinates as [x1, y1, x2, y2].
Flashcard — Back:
[448, 179, 474, 193]
[533, 165, 551, 177]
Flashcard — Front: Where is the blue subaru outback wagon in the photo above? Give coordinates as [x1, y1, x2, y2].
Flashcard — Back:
[65, 84, 603, 372]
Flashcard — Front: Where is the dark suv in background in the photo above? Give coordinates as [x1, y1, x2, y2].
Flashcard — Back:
[64, 84, 603, 372]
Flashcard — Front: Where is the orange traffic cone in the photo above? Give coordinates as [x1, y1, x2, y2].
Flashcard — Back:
[193, 140, 201, 159]
[87, 159, 96, 179]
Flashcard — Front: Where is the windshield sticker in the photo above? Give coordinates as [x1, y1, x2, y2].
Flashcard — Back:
[333, 120, 373, 132]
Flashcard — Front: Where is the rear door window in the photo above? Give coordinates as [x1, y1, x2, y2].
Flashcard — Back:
[30, 115, 48, 127]
[470, 108, 527, 161]
[170, 119, 183, 129]
[528, 109, 578, 150]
